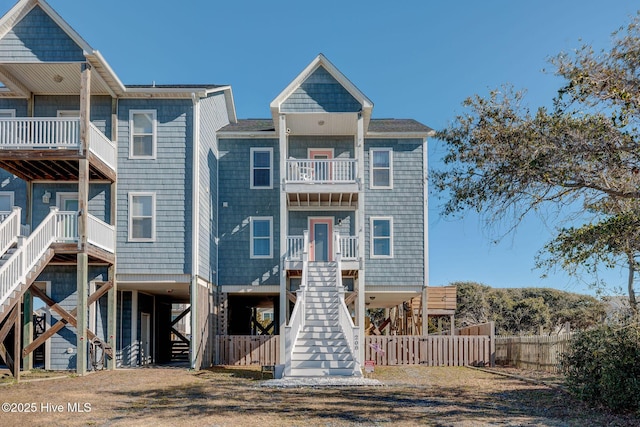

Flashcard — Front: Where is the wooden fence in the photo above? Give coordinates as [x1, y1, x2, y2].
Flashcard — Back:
[494, 333, 573, 373]
[217, 335, 280, 366]
[216, 335, 493, 367]
[366, 335, 492, 366]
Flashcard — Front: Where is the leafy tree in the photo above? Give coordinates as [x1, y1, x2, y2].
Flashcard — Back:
[435, 13, 640, 305]
[454, 282, 606, 335]
[453, 281, 491, 327]
[538, 199, 639, 314]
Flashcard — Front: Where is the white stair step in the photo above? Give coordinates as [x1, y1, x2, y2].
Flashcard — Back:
[294, 345, 350, 353]
[291, 360, 356, 369]
[306, 314, 339, 321]
[291, 352, 353, 362]
[288, 367, 359, 377]
[306, 307, 339, 313]
[299, 332, 344, 340]
[295, 338, 349, 347]
[305, 319, 338, 327]
[300, 324, 342, 334]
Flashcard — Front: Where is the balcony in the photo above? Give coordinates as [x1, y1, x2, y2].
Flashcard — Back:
[285, 233, 359, 271]
[0, 118, 116, 181]
[284, 158, 359, 208]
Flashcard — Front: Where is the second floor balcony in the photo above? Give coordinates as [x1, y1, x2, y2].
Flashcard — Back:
[284, 158, 359, 208]
[0, 117, 116, 181]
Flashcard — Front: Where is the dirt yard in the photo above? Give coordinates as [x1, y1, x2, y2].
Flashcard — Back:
[0, 365, 636, 426]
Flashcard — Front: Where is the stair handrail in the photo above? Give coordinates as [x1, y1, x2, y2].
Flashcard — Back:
[0, 207, 21, 256]
[0, 207, 59, 308]
[284, 230, 309, 377]
[334, 231, 361, 370]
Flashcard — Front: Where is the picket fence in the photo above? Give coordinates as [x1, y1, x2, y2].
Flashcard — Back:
[216, 335, 492, 367]
[494, 333, 573, 373]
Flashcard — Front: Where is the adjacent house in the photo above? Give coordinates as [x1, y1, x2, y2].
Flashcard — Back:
[0, 0, 435, 378]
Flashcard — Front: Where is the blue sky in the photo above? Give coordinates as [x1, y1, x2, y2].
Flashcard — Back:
[23, 0, 640, 295]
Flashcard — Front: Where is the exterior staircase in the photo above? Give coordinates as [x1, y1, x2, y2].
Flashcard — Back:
[288, 262, 361, 377]
[0, 207, 65, 324]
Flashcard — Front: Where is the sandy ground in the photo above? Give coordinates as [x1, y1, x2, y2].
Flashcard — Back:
[0, 365, 636, 426]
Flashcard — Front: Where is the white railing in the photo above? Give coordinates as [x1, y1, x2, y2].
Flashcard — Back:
[335, 230, 360, 370]
[285, 230, 309, 376]
[0, 207, 20, 256]
[286, 235, 304, 261]
[88, 122, 117, 170]
[0, 207, 59, 308]
[0, 118, 80, 148]
[286, 234, 358, 261]
[54, 211, 78, 243]
[286, 159, 357, 183]
[0, 118, 116, 171]
[87, 213, 115, 252]
[339, 236, 358, 260]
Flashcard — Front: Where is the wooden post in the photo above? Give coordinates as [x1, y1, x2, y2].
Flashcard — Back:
[422, 286, 428, 336]
[13, 303, 21, 381]
[76, 62, 91, 375]
[107, 265, 117, 370]
[76, 253, 88, 375]
[22, 290, 33, 371]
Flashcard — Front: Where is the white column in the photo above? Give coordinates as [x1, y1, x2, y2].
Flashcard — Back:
[278, 114, 288, 365]
[356, 113, 366, 363]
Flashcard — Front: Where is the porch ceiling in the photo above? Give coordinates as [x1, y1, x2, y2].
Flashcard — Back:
[285, 112, 359, 136]
[0, 62, 115, 96]
[286, 191, 358, 209]
[117, 281, 190, 302]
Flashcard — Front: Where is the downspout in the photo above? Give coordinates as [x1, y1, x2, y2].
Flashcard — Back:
[190, 93, 201, 369]
[422, 136, 429, 335]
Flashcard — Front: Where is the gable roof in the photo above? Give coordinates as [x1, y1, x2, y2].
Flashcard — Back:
[270, 54, 373, 131]
[0, 0, 126, 97]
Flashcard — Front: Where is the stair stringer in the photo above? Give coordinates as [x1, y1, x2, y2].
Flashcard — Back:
[0, 247, 55, 325]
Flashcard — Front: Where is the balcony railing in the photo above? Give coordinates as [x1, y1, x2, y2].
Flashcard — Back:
[0, 118, 116, 171]
[286, 233, 358, 261]
[286, 159, 357, 183]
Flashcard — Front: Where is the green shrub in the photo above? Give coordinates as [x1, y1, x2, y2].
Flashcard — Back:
[561, 323, 640, 413]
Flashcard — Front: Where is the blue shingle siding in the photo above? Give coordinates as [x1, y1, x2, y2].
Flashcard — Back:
[116, 99, 193, 274]
[289, 211, 355, 236]
[198, 92, 230, 282]
[0, 170, 27, 222]
[31, 183, 111, 225]
[0, 98, 27, 115]
[281, 67, 361, 113]
[0, 5, 85, 62]
[288, 136, 354, 159]
[36, 266, 108, 370]
[364, 139, 425, 286]
[218, 138, 280, 286]
[34, 95, 113, 136]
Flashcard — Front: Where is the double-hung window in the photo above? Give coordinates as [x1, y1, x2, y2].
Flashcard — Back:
[130, 110, 157, 159]
[129, 193, 156, 241]
[371, 216, 393, 258]
[370, 148, 393, 189]
[250, 147, 273, 189]
[250, 216, 273, 258]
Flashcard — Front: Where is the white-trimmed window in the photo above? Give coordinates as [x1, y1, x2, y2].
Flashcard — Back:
[250, 147, 273, 189]
[370, 216, 393, 258]
[250, 216, 273, 259]
[0, 191, 14, 212]
[129, 110, 157, 159]
[0, 109, 16, 118]
[129, 193, 156, 241]
[370, 148, 393, 189]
